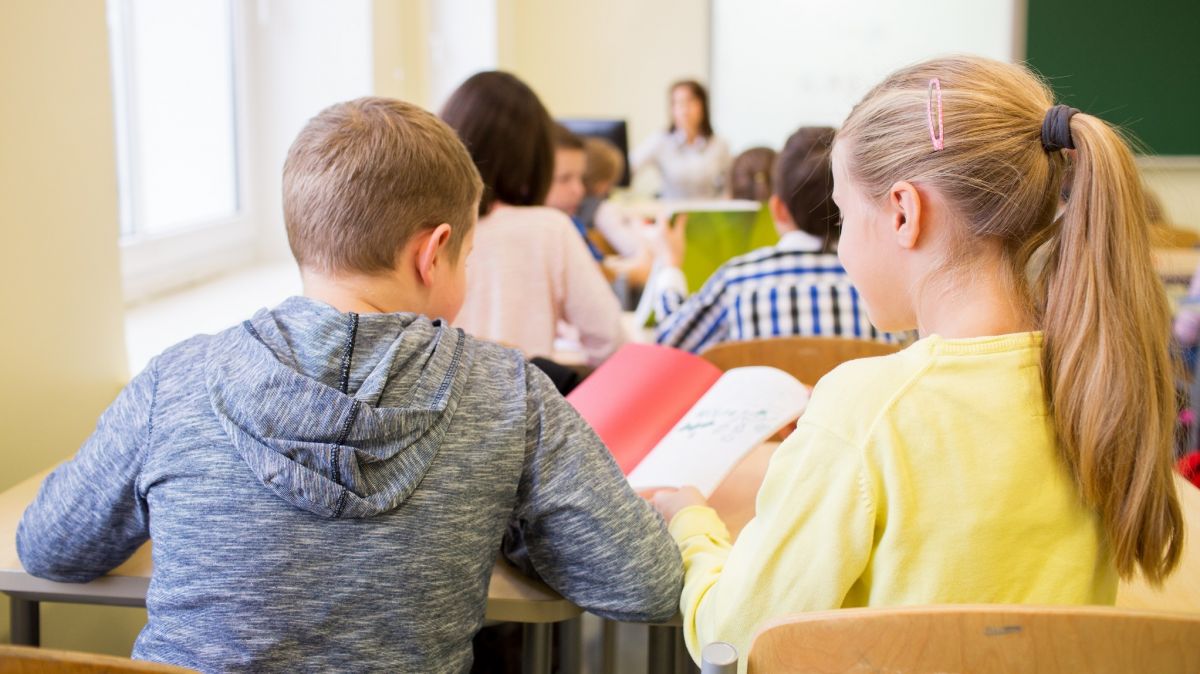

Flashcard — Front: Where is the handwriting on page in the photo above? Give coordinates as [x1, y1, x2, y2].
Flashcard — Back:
[627, 367, 809, 497]
[672, 408, 777, 443]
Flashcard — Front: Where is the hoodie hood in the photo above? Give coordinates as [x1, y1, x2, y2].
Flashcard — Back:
[206, 296, 476, 519]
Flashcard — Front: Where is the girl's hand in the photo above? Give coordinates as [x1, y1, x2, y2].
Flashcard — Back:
[644, 486, 708, 523]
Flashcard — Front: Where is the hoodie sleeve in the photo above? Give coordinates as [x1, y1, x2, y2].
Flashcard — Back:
[16, 361, 156, 582]
[506, 363, 683, 622]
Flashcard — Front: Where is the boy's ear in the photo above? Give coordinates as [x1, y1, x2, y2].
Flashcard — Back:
[768, 194, 794, 227]
[415, 223, 454, 286]
[888, 181, 922, 250]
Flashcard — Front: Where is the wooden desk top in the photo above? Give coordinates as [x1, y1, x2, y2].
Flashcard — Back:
[8, 445, 1197, 622]
[0, 469, 579, 624]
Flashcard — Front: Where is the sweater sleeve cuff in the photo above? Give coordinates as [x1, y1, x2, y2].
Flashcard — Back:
[668, 505, 731, 545]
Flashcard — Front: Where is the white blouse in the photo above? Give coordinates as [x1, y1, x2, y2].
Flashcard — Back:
[631, 130, 732, 199]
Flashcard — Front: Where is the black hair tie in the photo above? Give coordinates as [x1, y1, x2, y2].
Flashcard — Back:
[1041, 104, 1080, 152]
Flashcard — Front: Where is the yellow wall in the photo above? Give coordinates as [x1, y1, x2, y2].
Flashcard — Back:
[0, 0, 145, 654]
[497, 0, 709, 153]
[373, 0, 432, 105]
[1142, 159, 1200, 232]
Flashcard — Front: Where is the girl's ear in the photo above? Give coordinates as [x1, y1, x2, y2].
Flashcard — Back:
[768, 194, 794, 227]
[415, 223, 453, 286]
[888, 181, 922, 250]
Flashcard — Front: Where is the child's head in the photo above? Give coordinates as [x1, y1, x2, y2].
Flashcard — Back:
[834, 55, 1181, 582]
[770, 127, 839, 250]
[440, 71, 555, 217]
[583, 137, 625, 198]
[729, 147, 776, 202]
[545, 124, 587, 216]
[283, 97, 482, 318]
[668, 80, 713, 139]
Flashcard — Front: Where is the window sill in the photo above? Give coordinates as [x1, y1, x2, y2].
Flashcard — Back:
[124, 261, 301, 375]
[120, 220, 257, 304]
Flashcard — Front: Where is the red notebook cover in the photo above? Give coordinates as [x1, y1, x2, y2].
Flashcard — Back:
[566, 344, 722, 474]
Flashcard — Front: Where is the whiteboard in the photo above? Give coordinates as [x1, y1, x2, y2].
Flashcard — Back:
[710, 0, 1021, 153]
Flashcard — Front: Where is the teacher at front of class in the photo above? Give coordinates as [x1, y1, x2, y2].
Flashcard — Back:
[631, 80, 733, 199]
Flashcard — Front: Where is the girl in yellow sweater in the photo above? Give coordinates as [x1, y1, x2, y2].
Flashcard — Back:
[649, 55, 1185, 664]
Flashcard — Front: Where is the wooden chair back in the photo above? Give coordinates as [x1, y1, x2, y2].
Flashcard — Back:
[1152, 224, 1200, 249]
[699, 336, 899, 386]
[0, 646, 196, 674]
[744, 605, 1200, 674]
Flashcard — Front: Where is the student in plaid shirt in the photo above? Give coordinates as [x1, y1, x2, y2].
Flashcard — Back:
[652, 127, 889, 354]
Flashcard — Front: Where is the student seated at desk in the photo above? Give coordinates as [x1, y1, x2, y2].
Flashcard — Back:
[648, 56, 1184, 666]
[545, 124, 604, 262]
[443, 72, 627, 366]
[16, 98, 681, 673]
[651, 126, 889, 353]
[728, 146, 776, 203]
[580, 137, 651, 263]
[549, 130, 654, 308]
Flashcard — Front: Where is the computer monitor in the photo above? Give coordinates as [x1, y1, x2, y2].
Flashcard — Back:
[558, 118, 631, 187]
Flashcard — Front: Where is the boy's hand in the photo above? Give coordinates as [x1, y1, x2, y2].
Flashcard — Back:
[643, 486, 708, 523]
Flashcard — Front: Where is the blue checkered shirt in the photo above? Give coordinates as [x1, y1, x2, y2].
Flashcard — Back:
[653, 232, 891, 353]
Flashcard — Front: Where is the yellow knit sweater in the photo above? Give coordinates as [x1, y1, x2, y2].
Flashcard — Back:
[669, 332, 1116, 663]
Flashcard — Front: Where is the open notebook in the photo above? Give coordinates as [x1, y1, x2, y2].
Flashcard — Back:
[566, 344, 809, 496]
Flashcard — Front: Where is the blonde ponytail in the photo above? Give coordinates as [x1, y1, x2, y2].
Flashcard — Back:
[1038, 114, 1183, 582]
[839, 55, 1183, 583]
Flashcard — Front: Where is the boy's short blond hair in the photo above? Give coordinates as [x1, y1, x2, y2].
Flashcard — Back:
[582, 137, 625, 193]
[283, 97, 483, 275]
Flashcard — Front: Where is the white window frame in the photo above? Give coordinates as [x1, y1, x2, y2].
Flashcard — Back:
[108, 0, 257, 304]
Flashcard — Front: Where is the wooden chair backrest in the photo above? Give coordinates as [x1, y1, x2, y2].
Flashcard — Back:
[0, 646, 196, 674]
[699, 336, 899, 386]
[747, 605, 1200, 674]
[1152, 224, 1200, 249]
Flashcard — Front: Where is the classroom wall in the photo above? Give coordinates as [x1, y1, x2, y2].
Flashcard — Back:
[495, 0, 710, 160]
[0, 0, 147, 655]
[1142, 159, 1200, 232]
[373, 0, 431, 104]
[428, 0, 499, 109]
[248, 0, 374, 264]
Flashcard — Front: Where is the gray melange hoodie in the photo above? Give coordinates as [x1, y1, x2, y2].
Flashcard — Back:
[17, 296, 682, 673]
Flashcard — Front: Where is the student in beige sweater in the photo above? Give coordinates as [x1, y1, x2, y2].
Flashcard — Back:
[441, 72, 626, 366]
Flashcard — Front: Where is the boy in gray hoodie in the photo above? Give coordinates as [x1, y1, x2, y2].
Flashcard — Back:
[17, 97, 682, 673]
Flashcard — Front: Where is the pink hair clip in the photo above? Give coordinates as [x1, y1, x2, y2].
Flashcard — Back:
[927, 78, 944, 151]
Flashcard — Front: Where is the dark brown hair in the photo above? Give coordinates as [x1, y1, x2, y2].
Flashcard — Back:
[729, 147, 776, 202]
[440, 71, 554, 216]
[668, 80, 714, 138]
[283, 97, 482, 274]
[774, 126, 840, 250]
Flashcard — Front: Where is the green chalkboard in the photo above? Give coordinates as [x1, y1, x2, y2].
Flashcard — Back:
[1025, 0, 1200, 155]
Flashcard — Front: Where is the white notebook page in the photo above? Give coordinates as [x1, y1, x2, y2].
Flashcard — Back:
[627, 366, 809, 496]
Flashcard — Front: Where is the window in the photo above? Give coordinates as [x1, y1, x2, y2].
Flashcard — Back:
[109, 0, 241, 237]
[108, 0, 252, 302]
